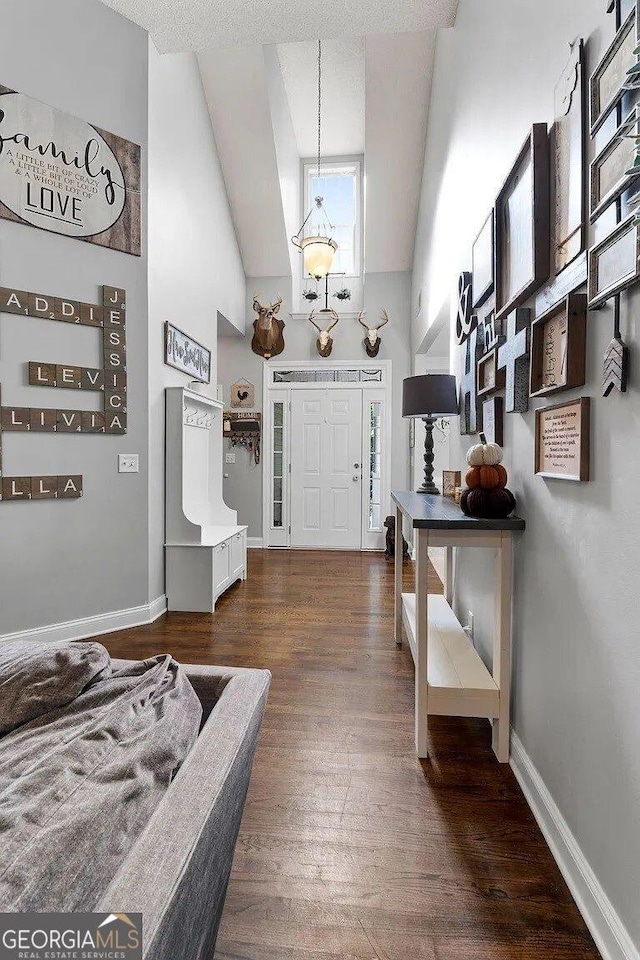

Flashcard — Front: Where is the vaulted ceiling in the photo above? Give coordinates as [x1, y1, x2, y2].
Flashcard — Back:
[99, 0, 459, 278]
[98, 0, 458, 52]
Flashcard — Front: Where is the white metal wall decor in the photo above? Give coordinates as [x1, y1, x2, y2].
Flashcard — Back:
[0, 282, 127, 502]
[164, 322, 211, 383]
[0, 85, 141, 256]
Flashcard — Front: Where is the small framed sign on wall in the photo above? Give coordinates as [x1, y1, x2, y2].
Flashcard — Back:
[535, 397, 590, 481]
[164, 322, 211, 383]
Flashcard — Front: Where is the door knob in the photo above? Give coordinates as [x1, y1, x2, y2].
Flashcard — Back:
[352, 474, 360, 482]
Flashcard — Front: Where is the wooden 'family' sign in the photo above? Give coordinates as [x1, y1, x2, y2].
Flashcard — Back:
[0, 283, 127, 502]
[0, 85, 141, 256]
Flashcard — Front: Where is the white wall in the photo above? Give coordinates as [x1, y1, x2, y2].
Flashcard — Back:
[413, 0, 640, 951]
[147, 40, 246, 599]
[218, 272, 412, 538]
[0, 0, 149, 635]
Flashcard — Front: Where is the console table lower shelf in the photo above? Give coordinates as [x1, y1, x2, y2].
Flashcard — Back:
[401, 593, 499, 720]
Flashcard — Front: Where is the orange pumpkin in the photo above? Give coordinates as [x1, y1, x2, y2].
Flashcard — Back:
[494, 463, 508, 488]
[479, 464, 508, 489]
[465, 466, 482, 489]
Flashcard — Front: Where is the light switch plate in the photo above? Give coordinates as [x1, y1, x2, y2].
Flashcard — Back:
[225, 452, 236, 464]
[118, 453, 139, 473]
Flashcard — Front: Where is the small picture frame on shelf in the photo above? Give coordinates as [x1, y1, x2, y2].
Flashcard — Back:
[588, 214, 640, 308]
[590, 105, 640, 223]
[590, 9, 637, 136]
[442, 470, 461, 499]
[477, 348, 505, 398]
[472, 210, 494, 309]
[535, 397, 590, 482]
[495, 124, 550, 322]
[530, 294, 587, 398]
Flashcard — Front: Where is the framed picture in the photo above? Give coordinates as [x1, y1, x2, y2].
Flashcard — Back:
[588, 214, 640, 308]
[230, 380, 255, 408]
[530, 294, 587, 398]
[482, 396, 504, 446]
[590, 105, 640, 222]
[535, 397, 590, 481]
[477, 348, 505, 398]
[551, 39, 586, 274]
[495, 124, 550, 322]
[590, 9, 637, 136]
[472, 211, 494, 308]
[442, 470, 461, 499]
[164, 322, 211, 383]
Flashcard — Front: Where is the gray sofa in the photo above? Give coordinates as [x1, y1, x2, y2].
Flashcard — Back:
[97, 662, 270, 960]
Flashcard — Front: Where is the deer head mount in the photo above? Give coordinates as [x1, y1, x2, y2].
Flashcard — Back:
[251, 295, 285, 360]
[308, 309, 339, 358]
[358, 309, 389, 358]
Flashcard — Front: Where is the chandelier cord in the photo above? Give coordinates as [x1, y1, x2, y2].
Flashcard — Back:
[317, 39, 322, 180]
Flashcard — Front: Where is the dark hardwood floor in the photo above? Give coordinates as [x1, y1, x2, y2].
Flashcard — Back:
[103, 550, 600, 960]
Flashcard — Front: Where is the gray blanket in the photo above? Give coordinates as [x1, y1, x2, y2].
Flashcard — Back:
[0, 652, 202, 912]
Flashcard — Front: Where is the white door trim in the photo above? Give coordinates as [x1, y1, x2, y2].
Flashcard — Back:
[262, 361, 392, 550]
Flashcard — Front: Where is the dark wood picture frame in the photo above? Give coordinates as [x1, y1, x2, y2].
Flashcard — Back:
[590, 105, 640, 222]
[482, 396, 504, 446]
[589, 9, 637, 136]
[588, 214, 640, 308]
[530, 294, 587, 398]
[477, 348, 505, 398]
[535, 397, 590, 481]
[472, 210, 495, 309]
[495, 124, 550, 323]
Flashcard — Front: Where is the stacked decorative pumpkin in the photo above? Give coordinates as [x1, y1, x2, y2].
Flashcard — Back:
[460, 435, 516, 519]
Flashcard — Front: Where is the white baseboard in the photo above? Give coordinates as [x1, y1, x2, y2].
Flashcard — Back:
[511, 732, 638, 960]
[0, 596, 168, 646]
[247, 537, 264, 548]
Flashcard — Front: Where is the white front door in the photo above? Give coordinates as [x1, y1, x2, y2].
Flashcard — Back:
[290, 389, 362, 549]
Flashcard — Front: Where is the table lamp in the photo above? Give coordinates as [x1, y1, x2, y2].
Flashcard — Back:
[402, 374, 459, 495]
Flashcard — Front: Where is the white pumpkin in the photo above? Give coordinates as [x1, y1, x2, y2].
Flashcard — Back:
[466, 434, 503, 467]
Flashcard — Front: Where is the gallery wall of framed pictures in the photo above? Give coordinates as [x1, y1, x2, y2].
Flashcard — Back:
[456, 7, 637, 484]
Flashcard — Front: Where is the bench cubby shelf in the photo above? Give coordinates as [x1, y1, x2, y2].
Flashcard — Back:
[165, 387, 247, 612]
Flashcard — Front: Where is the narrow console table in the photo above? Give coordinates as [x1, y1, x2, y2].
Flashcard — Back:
[392, 491, 525, 763]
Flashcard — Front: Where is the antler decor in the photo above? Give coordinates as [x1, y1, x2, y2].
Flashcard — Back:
[251, 295, 285, 359]
[309, 309, 340, 358]
[358, 309, 390, 358]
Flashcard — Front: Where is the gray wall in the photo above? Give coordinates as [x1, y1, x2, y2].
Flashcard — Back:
[412, 0, 640, 948]
[218, 272, 412, 539]
[147, 41, 246, 599]
[0, 0, 149, 634]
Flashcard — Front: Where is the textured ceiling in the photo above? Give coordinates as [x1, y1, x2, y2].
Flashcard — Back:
[98, 0, 459, 52]
[277, 39, 365, 157]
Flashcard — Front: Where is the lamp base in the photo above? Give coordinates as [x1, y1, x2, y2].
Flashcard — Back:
[416, 483, 440, 496]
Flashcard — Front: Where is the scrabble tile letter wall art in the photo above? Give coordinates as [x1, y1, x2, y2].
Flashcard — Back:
[0, 283, 127, 502]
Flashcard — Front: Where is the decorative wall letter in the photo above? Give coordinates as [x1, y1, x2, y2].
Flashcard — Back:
[0, 283, 128, 502]
[497, 308, 531, 413]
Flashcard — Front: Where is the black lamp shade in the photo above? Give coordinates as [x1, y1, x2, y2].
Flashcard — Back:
[402, 374, 459, 418]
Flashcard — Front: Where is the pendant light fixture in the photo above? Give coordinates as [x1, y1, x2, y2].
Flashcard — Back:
[291, 40, 338, 280]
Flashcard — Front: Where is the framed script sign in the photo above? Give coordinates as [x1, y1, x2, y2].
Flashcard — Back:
[0, 85, 141, 255]
[535, 397, 590, 481]
[164, 322, 211, 383]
